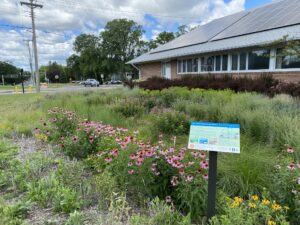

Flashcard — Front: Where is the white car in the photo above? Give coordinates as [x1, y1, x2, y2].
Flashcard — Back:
[84, 79, 99, 87]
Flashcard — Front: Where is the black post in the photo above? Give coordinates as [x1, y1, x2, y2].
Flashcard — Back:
[20, 69, 25, 94]
[207, 151, 218, 219]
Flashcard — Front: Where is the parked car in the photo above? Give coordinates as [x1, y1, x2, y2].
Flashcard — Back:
[84, 79, 99, 87]
[105, 80, 123, 85]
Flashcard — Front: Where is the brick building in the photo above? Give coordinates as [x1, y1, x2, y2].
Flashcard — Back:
[128, 0, 300, 83]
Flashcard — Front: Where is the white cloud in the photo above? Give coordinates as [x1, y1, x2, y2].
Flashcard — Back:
[0, 0, 246, 70]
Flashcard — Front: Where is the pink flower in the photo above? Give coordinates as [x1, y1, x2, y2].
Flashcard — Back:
[60, 135, 64, 140]
[128, 162, 133, 167]
[202, 174, 209, 180]
[287, 147, 294, 154]
[135, 161, 142, 166]
[186, 175, 194, 182]
[130, 154, 136, 160]
[200, 161, 209, 169]
[199, 153, 206, 159]
[105, 157, 112, 163]
[128, 169, 135, 175]
[171, 176, 179, 186]
[298, 178, 300, 185]
[72, 136, 78, 144]
[287, 164, 296, 170]
[292, 189, 298, 194]
[187, 161, 195, 166]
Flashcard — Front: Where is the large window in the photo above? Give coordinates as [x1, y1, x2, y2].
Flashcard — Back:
[215, 55, 221, 71]
[177, 58, 199, 73]
[248, 50, 270, 70]
[201, 56, 214, 71]
[231, 54, 238, 71]
[276, 48, 300, 69]
[240, 52, 247, 70]
[222, 55, 228, 71]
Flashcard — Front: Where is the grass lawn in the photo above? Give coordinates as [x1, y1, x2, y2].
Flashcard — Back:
[0, 87, 299, 224]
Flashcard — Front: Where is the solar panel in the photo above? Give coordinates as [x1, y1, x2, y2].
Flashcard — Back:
[212, 0, 300, 41]
[150, 10, 249, 54]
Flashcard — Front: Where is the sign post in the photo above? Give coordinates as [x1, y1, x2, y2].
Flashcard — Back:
[188, 122, 240, 219]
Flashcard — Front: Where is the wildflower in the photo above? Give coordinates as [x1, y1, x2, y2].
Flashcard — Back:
[72, 136, 78, 144]
[298, 177, 300, 185]
[105, 158, 112, 163]
[287, 164, 295, 170]
[128, 162, 133, 167]
[248, 202, 256, 208]
[60, 135, 64, 140]
[284, 206, 290, 210]
[171, 176, 179, 186]
[234, 197, 243, 204]
[292, 189, 297, 194]
[268, 221, 276, 225]
[262, 199, 270, 205]
[287, 147, 294, 154]
[251, 195, 259, 201]
[202, 174, 209, 180]
[165, 196, 172, 203]
[128, 169, 134, 175]
[130, 154, 136, 160]
[186, 175, 194, 182]
[272, 203, 282, 211]
[199, 152, 206, 159]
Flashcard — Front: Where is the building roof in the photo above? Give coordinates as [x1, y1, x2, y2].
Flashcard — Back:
[129, 0, 300, 64]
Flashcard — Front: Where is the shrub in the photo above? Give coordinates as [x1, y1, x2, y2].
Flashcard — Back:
[53, 187, 81, 213]
[154, 112, 190, 135]
[113, 101, 144, 117]
[65, 211, 85, 225]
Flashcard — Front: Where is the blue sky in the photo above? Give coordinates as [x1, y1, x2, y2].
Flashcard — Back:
[0, 0, 274, 69]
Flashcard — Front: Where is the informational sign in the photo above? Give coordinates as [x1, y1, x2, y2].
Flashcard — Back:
[188, 122, 240, 154]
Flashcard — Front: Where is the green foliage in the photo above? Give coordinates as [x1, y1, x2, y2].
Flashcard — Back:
[0, 198, 31, 225]
[65, 211, 85, 225]
[154, 111, 190, 135]
[53, 187, 81, 213]
[113, 101, 144, 117]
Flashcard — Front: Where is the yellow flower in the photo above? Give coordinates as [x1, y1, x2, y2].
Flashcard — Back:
[268, 220, 276, 225]
[262, 199, 270, 205]
[248, 202, 257, 208]
[284, 206, 289, 210]
[272, 203, 282, 211]
[251, 195, 259, 201]
[231, 201, 240, 208]
[234, 197, 243, 204]
[35, 133, 48, 142]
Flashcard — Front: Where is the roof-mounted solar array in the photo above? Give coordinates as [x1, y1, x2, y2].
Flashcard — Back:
[212, 0, 300, 41]
[151, 11, 249, 54]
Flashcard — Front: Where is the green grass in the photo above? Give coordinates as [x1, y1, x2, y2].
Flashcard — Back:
[0, 87, 299, 224]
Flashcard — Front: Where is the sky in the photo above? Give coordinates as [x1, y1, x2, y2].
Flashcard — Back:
[0, 0, 274, 70]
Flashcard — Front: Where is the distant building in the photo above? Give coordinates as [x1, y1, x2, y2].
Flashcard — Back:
[129, 0, 300, 82]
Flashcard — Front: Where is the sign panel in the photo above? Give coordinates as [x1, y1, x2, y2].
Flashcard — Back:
[188, 122, 240, 153]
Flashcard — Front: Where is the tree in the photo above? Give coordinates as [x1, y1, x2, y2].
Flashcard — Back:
[73, 34, 99, 54]
[66, 54, 82, 80]
[44, 61, 68, 83]
[147, 31, 175, 50]
[175, 24, 197, 37]
[101, 18, 145, 78]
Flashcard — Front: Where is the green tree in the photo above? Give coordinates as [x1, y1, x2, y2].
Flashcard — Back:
[73, 34, 99, 54]
[147, 31, 175, 50]
[101, 18, 145, 78]
[66, 54, 82, 80]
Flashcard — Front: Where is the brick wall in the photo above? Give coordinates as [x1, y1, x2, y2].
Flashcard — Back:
[139, 61, 300, 83]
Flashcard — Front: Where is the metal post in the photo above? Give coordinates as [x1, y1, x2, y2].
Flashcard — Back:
[1, 75, 4, 86]
[207, 151, 218, 219]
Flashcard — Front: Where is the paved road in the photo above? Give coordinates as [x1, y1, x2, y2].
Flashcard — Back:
[0, 85, 123, 95]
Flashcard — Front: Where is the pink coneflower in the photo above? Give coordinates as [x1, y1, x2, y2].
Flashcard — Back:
[202, 174, 209, 180]
[115, 138, 122, 142]
[155, 155, 160, 159]
[179, 168, 185, 176]
[60, 135, 64, 140]
[187, 161, 195, 166]
[128, 162, 133, 167]
[191, 152, 198, 157]
[165, 196, 172, 203]
[200, 161, 209, 169]
[105, 158, 112, 163]
[137, 155, 144, 163]
[171, 176, 179, 186]
[186, 175, 194, 182]
[297, 178, 300, 185]
[287, 164, 296, 170]
[135, 161, 142, 166]
[199, 153, 206, 159]
[72, 136, 78, 144]
[292, 189, 297, 194]
[287, 147, 294, 154]
[130, 154, 136, 160]
[128, 169, 135, 175]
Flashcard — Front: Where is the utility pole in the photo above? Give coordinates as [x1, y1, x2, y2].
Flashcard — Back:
[24, 39, 35, 86]
[20, 0, 43, 93]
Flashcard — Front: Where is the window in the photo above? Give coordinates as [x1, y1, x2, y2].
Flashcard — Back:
[222, 55, 228, 71]
[248, 50, 270, 70]
[240, 52, 247, 70]
[231, 54, 238, 71]
[276, 48, 300, 69]
[162, 63, 167, 76]
[177, 60, 182, 73]
[215, 55, 221, 71]
[177, 58, 199, 74]
[187, 59, 193, 72]
[193, 58, 199, 72]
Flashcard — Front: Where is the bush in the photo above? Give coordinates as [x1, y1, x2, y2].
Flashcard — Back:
[113, 101, 144, 117]
[154, 112, 190, 135]
[135, 74, 300, 98]
[65, 211, 85, 225]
